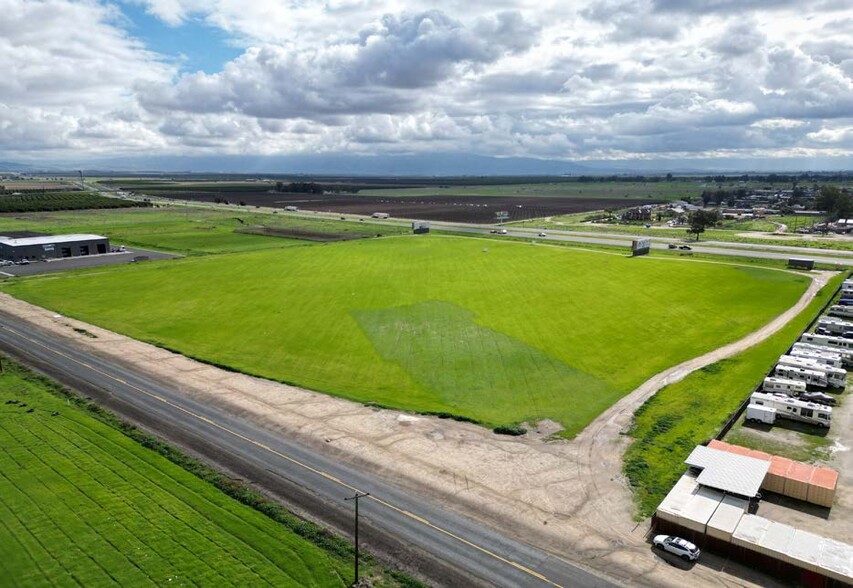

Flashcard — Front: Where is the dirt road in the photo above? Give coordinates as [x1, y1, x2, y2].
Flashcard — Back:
[0, 272, 831, 587]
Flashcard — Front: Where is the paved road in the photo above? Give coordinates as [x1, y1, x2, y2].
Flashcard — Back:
[102, 190, 853, 266]
[0, 312, 618, 588]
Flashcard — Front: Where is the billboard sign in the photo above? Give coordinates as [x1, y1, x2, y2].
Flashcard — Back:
[632, 238, 651, 256]
[495, 210, 510, 222]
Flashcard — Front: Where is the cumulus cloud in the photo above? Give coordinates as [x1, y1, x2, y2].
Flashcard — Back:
[0, 0, 851, 163]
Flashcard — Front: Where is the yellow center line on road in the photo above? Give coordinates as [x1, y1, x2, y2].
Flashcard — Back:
[1, 323, 565, 588]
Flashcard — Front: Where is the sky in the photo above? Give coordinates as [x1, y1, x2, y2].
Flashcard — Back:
[0, 0, 851, 170]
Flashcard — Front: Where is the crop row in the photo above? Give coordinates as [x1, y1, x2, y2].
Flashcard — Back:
[0, 193, 149, 213]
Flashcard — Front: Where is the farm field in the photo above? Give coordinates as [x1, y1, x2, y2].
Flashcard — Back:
[0, 358, 355, 587]
[0, 192, 147, 213]
[0, 207, 405, 255]
[623, 272, 843, 517]
[133, 189, 661, 224]
[1, 235, 810, 437]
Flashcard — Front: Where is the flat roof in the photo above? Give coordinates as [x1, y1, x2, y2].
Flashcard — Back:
[0, 234, 107, 247]
[707, 494, 748, 536]
[732, 515, 853, 582]
[685, 445, 770, 498]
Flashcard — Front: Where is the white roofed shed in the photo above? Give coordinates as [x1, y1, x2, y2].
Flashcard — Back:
[684, 445, 770, 498]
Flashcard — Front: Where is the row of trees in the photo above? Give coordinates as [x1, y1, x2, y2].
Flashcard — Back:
[815, 186, 853, 221]
[274, 181, 359, 194]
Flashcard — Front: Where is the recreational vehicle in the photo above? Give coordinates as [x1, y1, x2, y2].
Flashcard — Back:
[788, 348, 845, 369]
[817, 316, 853, 336]
[762, 376, 807, 395]
[792, 341, 853, 365]
[774, 364, 828, 388]
[750, 392, 832, 428]
[829, 305, 853, 319]
[777, 356, 847, 387]
[799, 332, 853, 352]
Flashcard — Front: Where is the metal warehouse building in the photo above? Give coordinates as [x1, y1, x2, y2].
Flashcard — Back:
[0, 234, 110, 262]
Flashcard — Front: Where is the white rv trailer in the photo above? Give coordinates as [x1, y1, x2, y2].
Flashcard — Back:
[750, 392, 832, 428]
[799, 332, 853, 352]
[829, 305, 853, 319]
[817, 316, 853, 336]
[792, 341, 853, 366]
[777, 356, 847, 387]
[788, 348, 845, 369]
[762, 376, 807, 395]
[774, 364, 828, 388]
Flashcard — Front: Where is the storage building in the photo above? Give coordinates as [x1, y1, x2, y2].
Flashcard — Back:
[0, 234, 110, 262]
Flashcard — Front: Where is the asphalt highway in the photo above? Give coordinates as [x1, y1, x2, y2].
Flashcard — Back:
[106, 190, 853, 266]
[0, 311, 618, 588]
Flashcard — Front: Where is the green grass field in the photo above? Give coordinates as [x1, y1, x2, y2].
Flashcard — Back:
[0, 208, 406, 255]
[0, 359, 356, 587]
[623, 273, 844, 518]
[1, 235, 809, 437]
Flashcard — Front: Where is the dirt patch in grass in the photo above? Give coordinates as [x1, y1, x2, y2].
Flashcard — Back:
[237, 225, 365, 242]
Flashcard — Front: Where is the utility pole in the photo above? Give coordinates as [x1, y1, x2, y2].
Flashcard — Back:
[344, 491, 369, 585]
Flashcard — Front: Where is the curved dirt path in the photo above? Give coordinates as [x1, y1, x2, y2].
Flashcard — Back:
[570, 270, 835, 541]
[0, 271, 836, 588]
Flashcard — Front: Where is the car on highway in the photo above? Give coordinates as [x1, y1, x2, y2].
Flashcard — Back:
[653, 535, 700, 561]
[667, 244, 677, 249]
[497, 229, 508, 234]
[538, 232, 547, 237]
[679, 245, 692, 250]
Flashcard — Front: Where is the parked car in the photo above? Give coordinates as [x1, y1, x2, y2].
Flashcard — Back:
[0, 260, 13, 267]
[679, 245, 692, 250]
[653, 535, 700, 561]
[16, 259, 30, 265]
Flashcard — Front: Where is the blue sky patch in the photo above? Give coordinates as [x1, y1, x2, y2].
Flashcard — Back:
[121, 4, 242, 74]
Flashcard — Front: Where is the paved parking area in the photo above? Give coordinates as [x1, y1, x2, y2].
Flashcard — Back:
[0, 248, 179, 278]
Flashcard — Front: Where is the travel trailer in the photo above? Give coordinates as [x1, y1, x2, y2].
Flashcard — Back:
[788, 348, 844, 369]
[774, 364, 828, 388]
[777, 356, 847, 387]
[750, 392, 832, 428]
[762, 376, 807, 395]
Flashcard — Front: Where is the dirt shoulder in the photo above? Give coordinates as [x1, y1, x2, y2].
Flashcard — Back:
[0, 274, 830, 588]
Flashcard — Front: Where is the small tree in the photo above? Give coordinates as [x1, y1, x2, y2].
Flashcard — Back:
[687, 209, 719, 241]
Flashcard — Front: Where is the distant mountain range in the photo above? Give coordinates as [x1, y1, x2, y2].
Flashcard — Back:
[1, 153, 850, 175]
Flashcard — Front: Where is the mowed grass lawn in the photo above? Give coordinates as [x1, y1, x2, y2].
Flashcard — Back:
[2, 235, 809, 437]
[0, 362, 351, 587]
